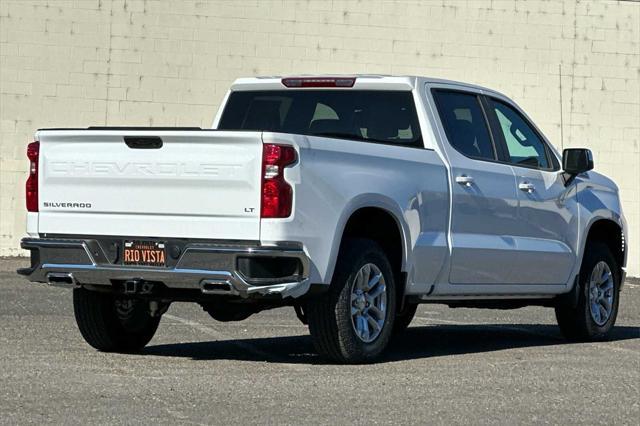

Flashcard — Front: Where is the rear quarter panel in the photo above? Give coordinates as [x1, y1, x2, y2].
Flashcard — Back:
[259, 132, 449, 287]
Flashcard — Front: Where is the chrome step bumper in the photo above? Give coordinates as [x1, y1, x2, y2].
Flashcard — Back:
[18, 237, 311, 299]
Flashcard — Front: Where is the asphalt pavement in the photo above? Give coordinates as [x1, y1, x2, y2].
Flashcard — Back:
[1, 257, 638, 425]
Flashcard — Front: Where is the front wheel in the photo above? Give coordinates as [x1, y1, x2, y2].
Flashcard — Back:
[307, 238, 396, 363]
[73, 288, 161, 352]
[555, 242, 621, 341]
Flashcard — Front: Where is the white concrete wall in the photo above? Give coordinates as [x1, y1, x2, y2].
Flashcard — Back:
[1, 0, 638, 275]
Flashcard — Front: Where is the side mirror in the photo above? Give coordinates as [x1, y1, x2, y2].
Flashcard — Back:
[563, 148, 593, 175]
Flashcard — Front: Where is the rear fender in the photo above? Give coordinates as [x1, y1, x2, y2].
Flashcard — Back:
[325, 194, 410, 285]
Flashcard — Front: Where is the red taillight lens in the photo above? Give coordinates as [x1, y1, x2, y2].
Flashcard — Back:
[281, 77, 356, 88]
[26, 141, 39, 212]
[261, 144, 296, 218]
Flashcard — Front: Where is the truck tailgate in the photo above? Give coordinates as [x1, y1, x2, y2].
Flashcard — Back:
[36, 130, 263, 240]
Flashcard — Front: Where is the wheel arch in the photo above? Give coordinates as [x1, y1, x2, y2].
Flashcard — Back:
[570, 215, 627, 292]
[584, 218, 626, 272]
[327, 196, 411, 294]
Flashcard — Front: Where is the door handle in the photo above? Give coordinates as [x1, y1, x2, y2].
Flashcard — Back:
[455, 175, 474, 187]
[519, 182, 535, 193]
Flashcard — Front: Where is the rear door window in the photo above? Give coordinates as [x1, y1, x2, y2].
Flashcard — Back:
[431, 90, 496, 160]
[218, 90, 423, 148]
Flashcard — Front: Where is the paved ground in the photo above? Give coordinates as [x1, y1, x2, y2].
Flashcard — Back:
[1, 258, 638, 425]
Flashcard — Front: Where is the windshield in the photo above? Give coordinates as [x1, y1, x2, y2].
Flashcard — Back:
[218, 90, 422, 148]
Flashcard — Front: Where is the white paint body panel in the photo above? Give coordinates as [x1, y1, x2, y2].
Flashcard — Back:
[35, 130, 263, 241]
[259, 131, 449, 288]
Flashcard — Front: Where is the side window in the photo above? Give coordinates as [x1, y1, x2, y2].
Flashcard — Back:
[432, 90, 496, 160]
[491, 100, 550, 169]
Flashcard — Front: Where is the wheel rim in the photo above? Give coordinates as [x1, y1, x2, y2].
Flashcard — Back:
[350, 263, 387, 343]
[588, 261, 615, 326]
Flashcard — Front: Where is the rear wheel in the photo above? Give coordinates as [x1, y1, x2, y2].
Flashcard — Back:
[307, 238, 396, 363]
[555, 242, 620, 341]
[73, 288, 160, 352]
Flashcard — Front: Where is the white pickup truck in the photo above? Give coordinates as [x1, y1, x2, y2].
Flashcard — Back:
[18, 75, 628, 363]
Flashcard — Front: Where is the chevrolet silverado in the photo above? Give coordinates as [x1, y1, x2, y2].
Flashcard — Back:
[18, 75, 628, 363]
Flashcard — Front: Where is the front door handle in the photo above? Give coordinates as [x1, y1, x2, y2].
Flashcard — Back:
[455, 175, 474, 187]
[519, 182, 535, 193]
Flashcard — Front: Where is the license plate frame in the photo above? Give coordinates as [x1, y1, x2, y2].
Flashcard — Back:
[123, 240, 167, 267]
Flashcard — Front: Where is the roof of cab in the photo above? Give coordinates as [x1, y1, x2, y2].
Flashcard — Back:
[229, 74, 505, 98]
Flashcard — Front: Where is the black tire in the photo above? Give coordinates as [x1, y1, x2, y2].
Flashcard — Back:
[73, 288, 160, 352]
[555, 242, 621, 341]
[393, 303, 418, 335]
[307, 238, 396, 363]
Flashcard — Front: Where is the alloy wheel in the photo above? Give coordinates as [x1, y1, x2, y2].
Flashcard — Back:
[350, 263, 388, 343]
[588, 261, 615, 326]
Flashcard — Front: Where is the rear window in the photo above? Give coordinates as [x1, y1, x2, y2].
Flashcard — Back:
[431, 90, 496, 160]
[218, 90, 423, 148]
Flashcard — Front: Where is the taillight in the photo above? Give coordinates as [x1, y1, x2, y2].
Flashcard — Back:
[261, 144, 296, 218]
[281, 77, 356, 88]
[26, 141, 39, 212]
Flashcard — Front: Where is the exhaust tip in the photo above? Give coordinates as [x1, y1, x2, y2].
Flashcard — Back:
[47, 272, 75, 287]
[201, 280, 233, 294]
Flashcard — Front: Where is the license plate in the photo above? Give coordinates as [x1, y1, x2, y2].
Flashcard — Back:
[123, 240, 166, 267]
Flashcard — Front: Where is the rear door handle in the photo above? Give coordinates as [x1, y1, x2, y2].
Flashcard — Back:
[519, 182, 535, 193]
[455, 175, 474, 187]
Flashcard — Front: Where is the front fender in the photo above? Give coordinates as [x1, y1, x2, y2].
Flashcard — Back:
[566, 172, 627, 292]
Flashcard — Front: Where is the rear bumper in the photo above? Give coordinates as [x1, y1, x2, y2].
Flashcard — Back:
[18, 237, 311, 299]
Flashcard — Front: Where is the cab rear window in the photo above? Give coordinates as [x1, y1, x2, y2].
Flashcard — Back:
[218, 90, 422, 148]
